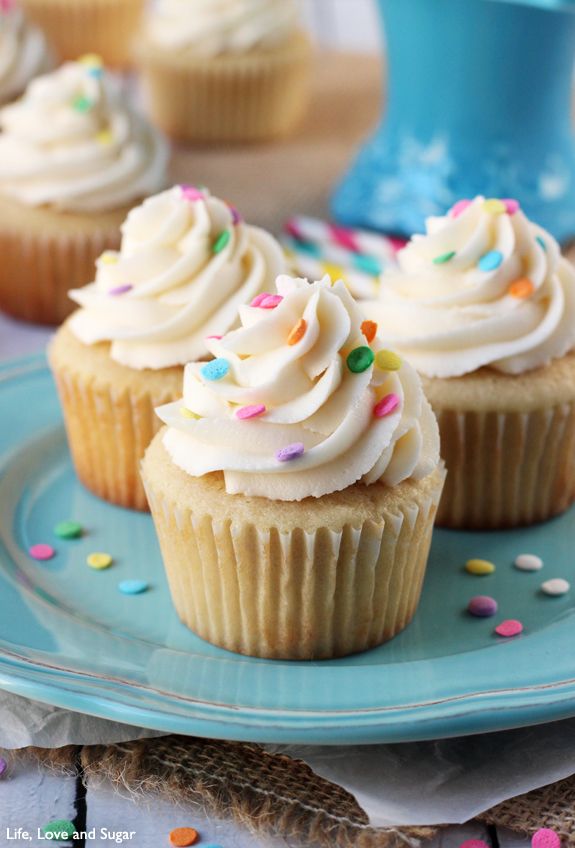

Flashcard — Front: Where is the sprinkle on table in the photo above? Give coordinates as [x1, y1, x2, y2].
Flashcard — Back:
[29, 543, 55, 561]
[212, 229, 231, 254]
[42, 820, 76, 840]
[531, 828, 561, 848]
[118, 579, 149, 595]
[514, 553, 543, 572]
[541, 578, 570, 596]
[346, 346, 375, 373]
[108, 284, 133, 296]
[432, 250, 456, 265]
[201, 358, 230, 381]
[467, 595, 498, 617]
[180, 185, 204, 202]
[458, 840, 490, 848]
[495, 619, 523, 637]
[375, 349, 402, 371]
[465, 558, 495, 576]
[361, 320, 378, 343]
[169, 828, 199, 847]
[236, 404, 266, 420]
[287, 318, 307, 346]
[276, 442, 305, 462]
[0, 756, 7, 777]
[373, 393, 400, 418]
[478, 250, 503, 272]
[508, 277, 534, 299]
[54, 521, 83, 540]
[483, 198, 506, 215]
[450, 199, 472, 219]
[536, 235, 547, 252]
[87, 552, 113, 570]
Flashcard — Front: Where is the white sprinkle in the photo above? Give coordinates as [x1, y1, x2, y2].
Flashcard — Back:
[514, 553, 543, 572]
[541, 578, 570, 596]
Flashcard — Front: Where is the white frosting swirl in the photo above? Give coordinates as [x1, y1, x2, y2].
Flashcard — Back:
[0, 59, 168, 212]
[0, 5, 52, 104]
[157, 275, 440, 501]
[147, 0, 300, 56]
[369, 196, 575, 377]
[69, 186, 287, 370]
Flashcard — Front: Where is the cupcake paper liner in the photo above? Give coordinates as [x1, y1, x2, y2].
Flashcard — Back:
[142, 444, 445, 660]
[139, 31, 312, 143]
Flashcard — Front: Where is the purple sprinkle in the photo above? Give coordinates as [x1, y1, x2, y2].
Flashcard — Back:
[180, 185, 204, 202]
[0, 757, 7, 777]
[228, 204, 241, 225]
[276, 442, 305, 463]
[467, 595, 498, 618]
[108, 284, 133, 296]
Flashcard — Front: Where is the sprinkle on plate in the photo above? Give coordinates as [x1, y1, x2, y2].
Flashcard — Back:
[465, 558, 495, 576]
[87, 552, 113, 570]
[514, 553, 543, 572]
[29, 543, 55, 561]
[54, 521, 83, 540]
[495, 619, 523, 637]
[118, 580, 149, 595]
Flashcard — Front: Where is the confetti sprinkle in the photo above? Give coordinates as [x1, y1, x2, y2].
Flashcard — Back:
[459, 841, 490, 848]
[483, 198, 506, 215]
[509, 277, 534, 299]
[228, 203, 241, 225]
[375, 349, 402, 371]
[347, 346, 375, 373]
[532, 828, 561, 848]
[287, 318, 307, 346]
[206, 334, 222, 340]
[72, 94, 92, 113]
[355, 254, 382, 276]
[536, 235, 547, 252]
[478, 250, 503, 272]
[180, 407, 200, 419]
[495, 619, 523, 637]
[361, 320, 378, 343]
[541, 578, 570, 596]
[180, 185, 204, 202]
[108, 284, 133, 296]
[42, 820, 76, 840]
[169, 828, 199, 847]
[54, 521, 83, 540]
[212, 229, 231, 254]
[465, 558, 495, 576]
[432, 250, 456, 265]
[467, 595, 498, 617]
[236, 404, 266, 420]
[374, 393, 400, 418]
[119, 579, 149, 595]
[87, 552, 112, 570]
[503, 198, 520, 215]
[0, 0, 14, 12]
[0, 757, 7, 777]
[259, 294, 283, 309]
[514, 553, 543, 572]
[201, 358, 230, 381]
[100, 251, 118, 265]
[250, 292, 271, 307]
[450, 199, 472, 219]
[276, 442, 305, 462]
[96, 128, 113, 145]
[29, 544, 55, 561]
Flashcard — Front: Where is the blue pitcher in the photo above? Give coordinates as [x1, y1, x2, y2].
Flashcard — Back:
[332, 0, 575, 241]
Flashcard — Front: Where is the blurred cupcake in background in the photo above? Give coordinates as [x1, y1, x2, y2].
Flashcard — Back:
[0, 0, 53, 105]
[138, 0, 312, 144]
[0, 56, 168, 324]
[49, 185, 286, 511]
[19, 0, 144, 68]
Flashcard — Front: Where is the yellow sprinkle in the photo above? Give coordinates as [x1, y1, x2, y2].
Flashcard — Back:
[87, 552, 112, 570]
[375, 349, 402, 371]
[180, 407, 200, 419]
[79, 53, 103, 68]
[99, 251, 118, 265]
[465, 558, 496, 576]
[323, 263, 346, 284]
[97, 129, 113, 145]
[483, 198, 506, 215]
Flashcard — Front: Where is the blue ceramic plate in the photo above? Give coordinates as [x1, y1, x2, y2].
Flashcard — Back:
[1, 355, 575, 743]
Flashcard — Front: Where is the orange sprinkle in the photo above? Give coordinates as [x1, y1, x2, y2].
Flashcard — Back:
[169, 828, 199, 847]
[509, 277, 534, 299]
[287, 318, 307, 346]
[361, 320, 378, 344]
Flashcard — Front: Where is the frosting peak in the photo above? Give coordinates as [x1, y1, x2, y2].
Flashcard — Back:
[0, 5, 52, 104]
[157, 275, 440, 501]
[369, 196, 575, 377]
[69, 186, 287, 369]
[147, 0, 300, 56]
[0, 58, 167, 212]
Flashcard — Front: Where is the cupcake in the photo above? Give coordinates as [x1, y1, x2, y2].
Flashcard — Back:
[367, 196, 575, 529]
[19, 0, 144, 68]
[0, 1, 52, 105]
[0, 56, 167, 324]
[49, 185, 286, 511]
[138, 0, 312, 143]
[142, 275, 444, 659]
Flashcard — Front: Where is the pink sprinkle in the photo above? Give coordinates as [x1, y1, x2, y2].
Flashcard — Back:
[459, 841, 490, 848]
[285, 219, 302, 240]
[206, 334, 222, 340]
[180, 184, 204, 202]
[108, 284, 133, 296]
[259, 294, 283, 309]
[29, 544, 55, 561]
[330, 224, 359, 253]
[236, 404, 266, 420]
[0, 0, 14, 12]
[450, 199, 472, 219]
[389, 236, 408, 253]
[374, 393, 400, 418]
[250, 292, 272, 307]
[502, 198, 520, 215]
[532, 829, 561, 848]
[495, 619, 524, 638]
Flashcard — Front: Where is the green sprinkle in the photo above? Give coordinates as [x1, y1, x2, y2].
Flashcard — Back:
[432, 250, 456, 265]
[54, 520, 83, 540]
[346, 346, 375, 373]
[42, 820, 76, 841]
[72, 94, 92, 113]
[536, 235, 547, 252]
[212, 229, 231, 254]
